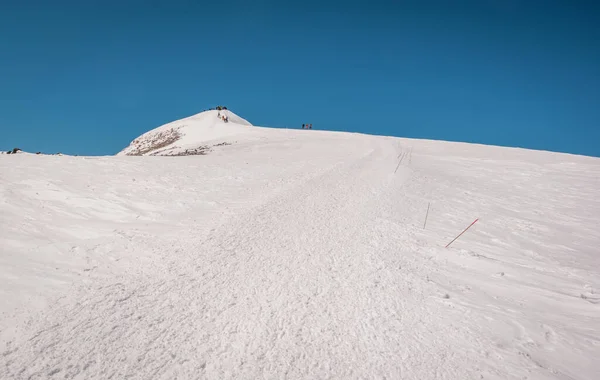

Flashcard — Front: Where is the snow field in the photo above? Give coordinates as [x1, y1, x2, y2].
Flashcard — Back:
[1, 121, 599, 379]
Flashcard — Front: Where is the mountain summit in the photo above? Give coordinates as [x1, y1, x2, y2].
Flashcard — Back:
[118, 109, 253, 156]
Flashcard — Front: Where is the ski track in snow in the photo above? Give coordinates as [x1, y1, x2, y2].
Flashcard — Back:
[1, 127, 600, 379]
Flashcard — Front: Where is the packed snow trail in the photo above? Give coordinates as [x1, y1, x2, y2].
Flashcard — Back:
[1, 128, 600, 379]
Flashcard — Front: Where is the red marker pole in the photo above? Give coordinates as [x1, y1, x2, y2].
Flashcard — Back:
[445, 218, 479, 248]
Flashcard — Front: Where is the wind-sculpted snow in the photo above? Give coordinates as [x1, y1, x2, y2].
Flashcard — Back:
[1, 125, 599, 379]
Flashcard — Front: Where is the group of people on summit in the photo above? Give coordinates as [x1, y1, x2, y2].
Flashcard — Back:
[217, 111, 229, 123]
[215, 105, 229, 122]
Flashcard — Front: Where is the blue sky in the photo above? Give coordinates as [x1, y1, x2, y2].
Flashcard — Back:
[1, 0, 599, 157]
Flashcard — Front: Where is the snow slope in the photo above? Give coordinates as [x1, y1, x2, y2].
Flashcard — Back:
[118, 109, 253, 156]
[1, 115, 600, 380]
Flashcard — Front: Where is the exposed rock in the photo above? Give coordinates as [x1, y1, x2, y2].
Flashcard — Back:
[124, 128, 181, 156]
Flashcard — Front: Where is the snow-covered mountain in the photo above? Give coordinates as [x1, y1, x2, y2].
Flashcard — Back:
[118, 109, 253, 156]
[1, 110, 600, 380]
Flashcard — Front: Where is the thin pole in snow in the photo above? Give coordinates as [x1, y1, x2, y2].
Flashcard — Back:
[423, 202, 430, 229]
[445, 218, 479, 248]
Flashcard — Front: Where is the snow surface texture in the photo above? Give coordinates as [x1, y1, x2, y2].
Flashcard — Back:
[1, 110, 600, 379]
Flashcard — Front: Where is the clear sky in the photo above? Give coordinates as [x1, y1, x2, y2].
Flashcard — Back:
[1, 0, 599, 157]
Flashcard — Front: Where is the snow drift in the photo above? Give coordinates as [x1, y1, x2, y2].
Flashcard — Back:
[1, 110, 599, 380]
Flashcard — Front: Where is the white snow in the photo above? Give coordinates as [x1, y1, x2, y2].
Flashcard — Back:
[1, 111, 599, 379]
[118, 109, 254, 156]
